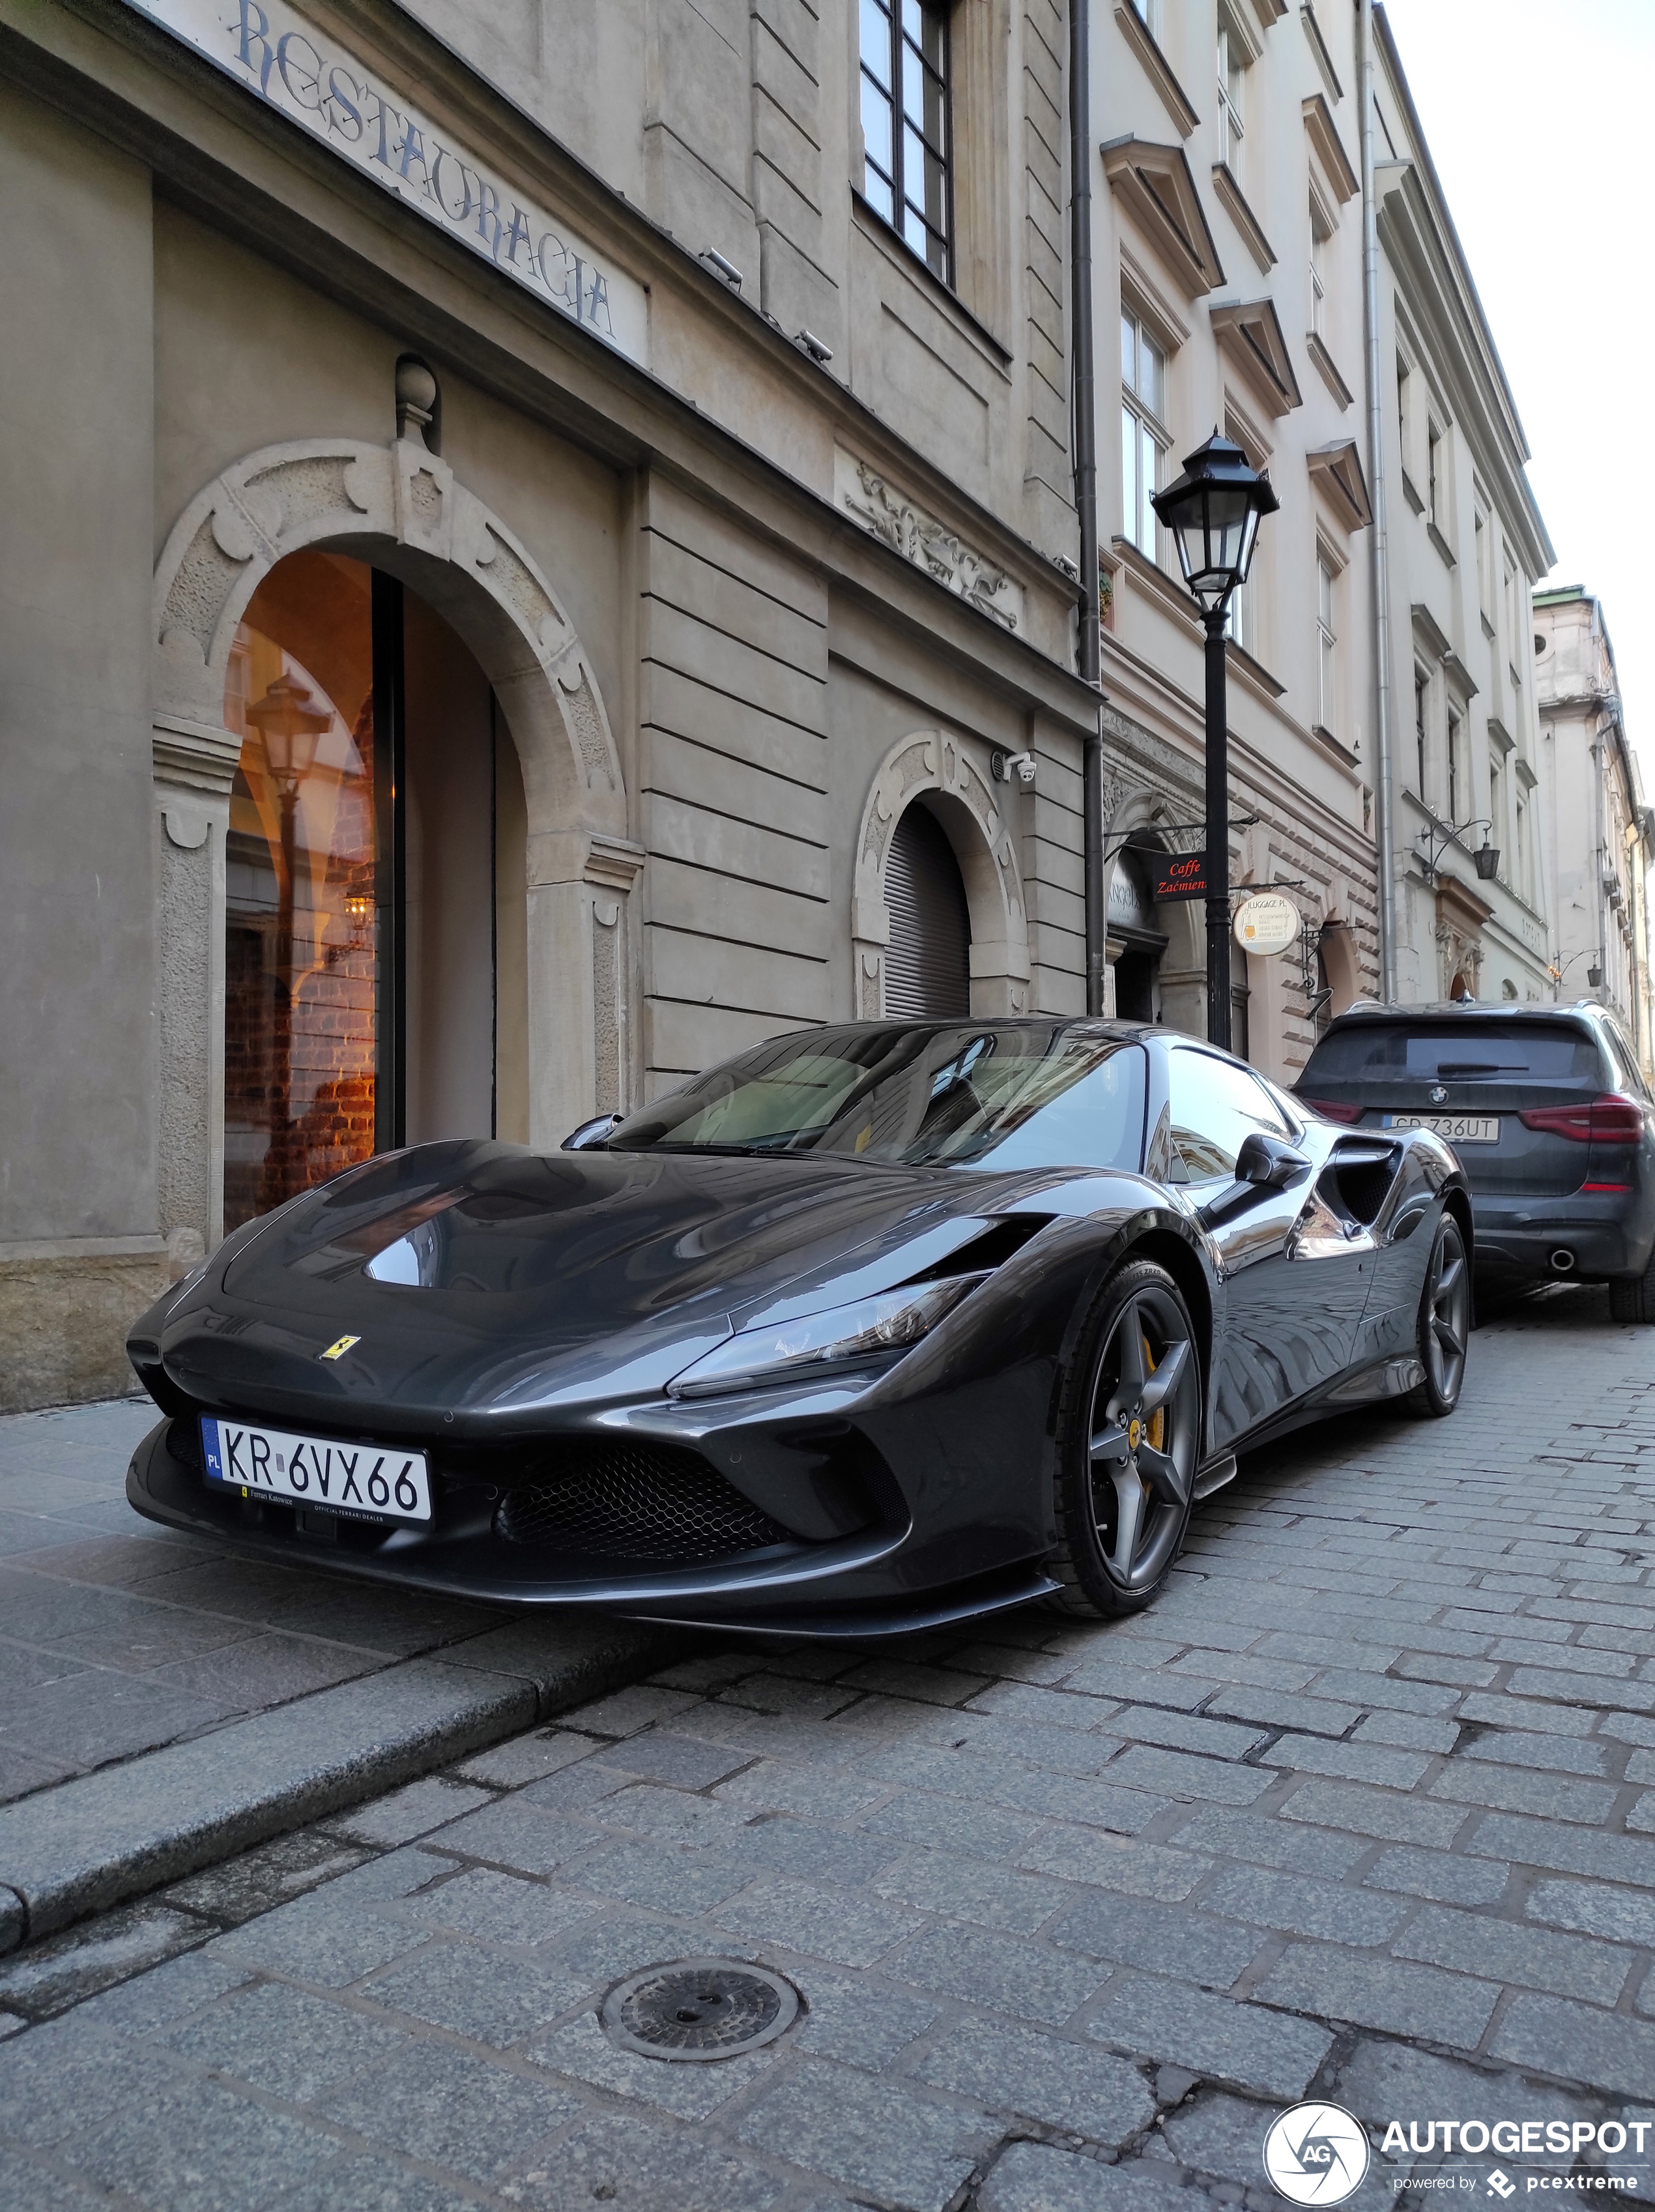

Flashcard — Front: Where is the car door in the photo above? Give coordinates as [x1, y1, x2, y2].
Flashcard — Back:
[1165, 1047, 1370, 1449]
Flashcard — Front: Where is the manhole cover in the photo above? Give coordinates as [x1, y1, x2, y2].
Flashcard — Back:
[600, 1958, 800, 2061]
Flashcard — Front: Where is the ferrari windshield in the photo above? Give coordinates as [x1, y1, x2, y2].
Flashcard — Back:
[609, 1023, 1148, 1173]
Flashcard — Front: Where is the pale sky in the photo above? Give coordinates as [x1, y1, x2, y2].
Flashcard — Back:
[1379, 0, 1654, 789]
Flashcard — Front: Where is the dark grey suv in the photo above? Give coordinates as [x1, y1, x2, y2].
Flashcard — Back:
[1296, 1002, 1655, 1319]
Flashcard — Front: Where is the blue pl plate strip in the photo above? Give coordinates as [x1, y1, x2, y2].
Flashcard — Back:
[201, 1418, 227, 1482]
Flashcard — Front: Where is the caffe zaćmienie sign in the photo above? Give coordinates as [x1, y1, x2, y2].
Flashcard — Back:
[122, 0, 648, 367]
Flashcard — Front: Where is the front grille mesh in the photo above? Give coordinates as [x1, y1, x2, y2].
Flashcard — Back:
[493, 1441, 793, 1563]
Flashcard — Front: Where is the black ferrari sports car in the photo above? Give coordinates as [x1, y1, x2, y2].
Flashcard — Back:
[126, 1019, 1471, 1635]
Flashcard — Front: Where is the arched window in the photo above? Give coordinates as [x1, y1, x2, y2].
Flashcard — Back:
[884, 802, 971, 1017]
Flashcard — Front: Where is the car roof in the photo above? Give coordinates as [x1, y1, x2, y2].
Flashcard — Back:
[1319, 1000, 1603, 1028]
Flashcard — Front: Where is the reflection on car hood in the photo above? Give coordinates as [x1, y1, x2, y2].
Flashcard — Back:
[153, 1140, 1153, 1420]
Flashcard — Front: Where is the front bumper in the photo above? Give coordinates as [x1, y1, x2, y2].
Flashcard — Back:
[126, 1412, 1056, 1637]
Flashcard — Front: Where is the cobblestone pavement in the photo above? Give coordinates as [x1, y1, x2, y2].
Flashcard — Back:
[0, 1398, 514, 1803]
[3, 1285, 1654, 2212]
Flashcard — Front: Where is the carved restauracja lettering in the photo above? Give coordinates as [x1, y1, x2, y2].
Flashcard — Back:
[121, 0, 646, 364]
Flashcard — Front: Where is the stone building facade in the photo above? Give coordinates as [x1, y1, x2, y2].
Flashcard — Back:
[1, 0, 1099, 1408]
[1533, 587, 1655, 1070]
[1367, 8, 1555, 1008]
[1088, 0, 1383, 1072]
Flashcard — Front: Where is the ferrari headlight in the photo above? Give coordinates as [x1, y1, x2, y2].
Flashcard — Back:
[667, 1274, 987, 1399]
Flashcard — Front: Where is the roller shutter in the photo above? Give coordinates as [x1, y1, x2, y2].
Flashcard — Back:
[884, 803, 971, 1017]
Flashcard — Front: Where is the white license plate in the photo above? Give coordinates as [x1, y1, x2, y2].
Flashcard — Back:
[1385, 1114, 1500, 1144]
[201, 1417, 431, 1524]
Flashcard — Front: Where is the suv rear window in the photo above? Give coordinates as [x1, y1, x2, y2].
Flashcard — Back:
[1302, 1021, 1602, 1085]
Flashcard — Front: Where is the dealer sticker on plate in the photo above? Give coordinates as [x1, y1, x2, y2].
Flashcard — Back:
[1384, 1113, 1500, 1144]
[200, 1417, 432, 1523]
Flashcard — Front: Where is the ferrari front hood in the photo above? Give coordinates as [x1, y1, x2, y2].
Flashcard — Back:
[146, 1139, 1138, 1425]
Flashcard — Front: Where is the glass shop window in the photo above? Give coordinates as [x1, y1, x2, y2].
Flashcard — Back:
[223, 551, 381, 1232]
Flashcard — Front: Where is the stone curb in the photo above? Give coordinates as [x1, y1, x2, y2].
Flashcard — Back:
[0, 1615, 678, 1950]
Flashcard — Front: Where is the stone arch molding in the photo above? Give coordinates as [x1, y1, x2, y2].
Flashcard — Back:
[852, 730, 1030, 1019]
[149, 436, 640, 1251]
[152, 435, 625, 823]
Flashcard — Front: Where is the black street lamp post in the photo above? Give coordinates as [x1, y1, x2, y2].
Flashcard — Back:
[1151, 435, 1278, 1051]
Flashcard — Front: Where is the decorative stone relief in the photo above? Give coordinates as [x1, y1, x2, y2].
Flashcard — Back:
[852, 727, 1031, 1019]
[244, 455, 360, 540]
[558, 668, 619, 792]
[393, 439, 453, 560]
[834, 447, 1024, 633]
[475, 521, 569, 658]
[592, 899, 622, 1114]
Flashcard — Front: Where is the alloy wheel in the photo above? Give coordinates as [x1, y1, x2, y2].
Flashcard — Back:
[1422, 1214, 1469, 1406]
[1085, 1283, 1200, 1595]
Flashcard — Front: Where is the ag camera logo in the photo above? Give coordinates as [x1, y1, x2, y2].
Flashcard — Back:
[1264, 2102, 1373, 2205]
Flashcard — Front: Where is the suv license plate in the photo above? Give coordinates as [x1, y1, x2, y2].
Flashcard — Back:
[1385, 1114, 1499, 1144]
[201, 1418, 432, 1523]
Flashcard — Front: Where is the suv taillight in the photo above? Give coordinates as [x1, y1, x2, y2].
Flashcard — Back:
[1518, 1095, 1645, 1144]
[1302, 1098, 1364, 1124]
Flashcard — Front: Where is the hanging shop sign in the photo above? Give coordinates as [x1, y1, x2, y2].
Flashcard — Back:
[123, 0, 649, 367]
[1151, 852, 1208, 903]
[1233, 892, 1302, 957]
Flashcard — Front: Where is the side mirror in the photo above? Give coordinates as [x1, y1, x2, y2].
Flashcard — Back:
[1236, 1130, 1312, 1188]
[562, 1113, 622, 1152]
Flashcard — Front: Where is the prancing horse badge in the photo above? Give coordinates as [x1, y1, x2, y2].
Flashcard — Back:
[319, 1335, 361, 1361]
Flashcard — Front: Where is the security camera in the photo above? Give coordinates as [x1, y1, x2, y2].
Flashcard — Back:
[992, 749, 1037, 787]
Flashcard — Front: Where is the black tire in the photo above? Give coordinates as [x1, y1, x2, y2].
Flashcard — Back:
[1609, 1253, 1655, 1324]
[1407, 1209, 1471, 1418]
[1047, 1259, 1202, 1618]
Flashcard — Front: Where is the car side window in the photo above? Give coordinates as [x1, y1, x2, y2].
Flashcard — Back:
[1167, 1049, 1290, 1186]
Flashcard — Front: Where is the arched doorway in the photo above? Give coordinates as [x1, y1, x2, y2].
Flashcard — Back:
[1107, 845, 1168, 1022]
[150, 431, 634, 1257]
[851, 730, 1031, 1021]
[221, 549, 528, 1229]
[884, 800, 972, 1017]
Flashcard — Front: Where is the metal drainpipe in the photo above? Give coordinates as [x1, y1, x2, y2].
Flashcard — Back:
[1071, 0, 1105, 1016]
[1359, 0, 1398, 1002]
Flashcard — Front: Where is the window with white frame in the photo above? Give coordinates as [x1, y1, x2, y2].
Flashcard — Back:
[1308, 188, 1334, 342]
[1224, 420, 1261, 654]
[1503, 551, 1523, 680]
[1217, 19, 1245, 169]
[859, 0, 952, 283]
[1447, 708, 1462, 822]
[1414, 670, 1428, 796]
[1490, 761, 1504, 870]
[1316, 556, 1338, 733]
[1427, 422, 1443, 528]
[1475, 502, 1491, 622]
[1516, 793, 1529, 895]
[1121, 310, 1168, 559]
[1225, 566, 1251, 652]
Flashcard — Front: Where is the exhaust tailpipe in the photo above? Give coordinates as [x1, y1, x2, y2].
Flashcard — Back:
[1550, 1249, 1575, 1273]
